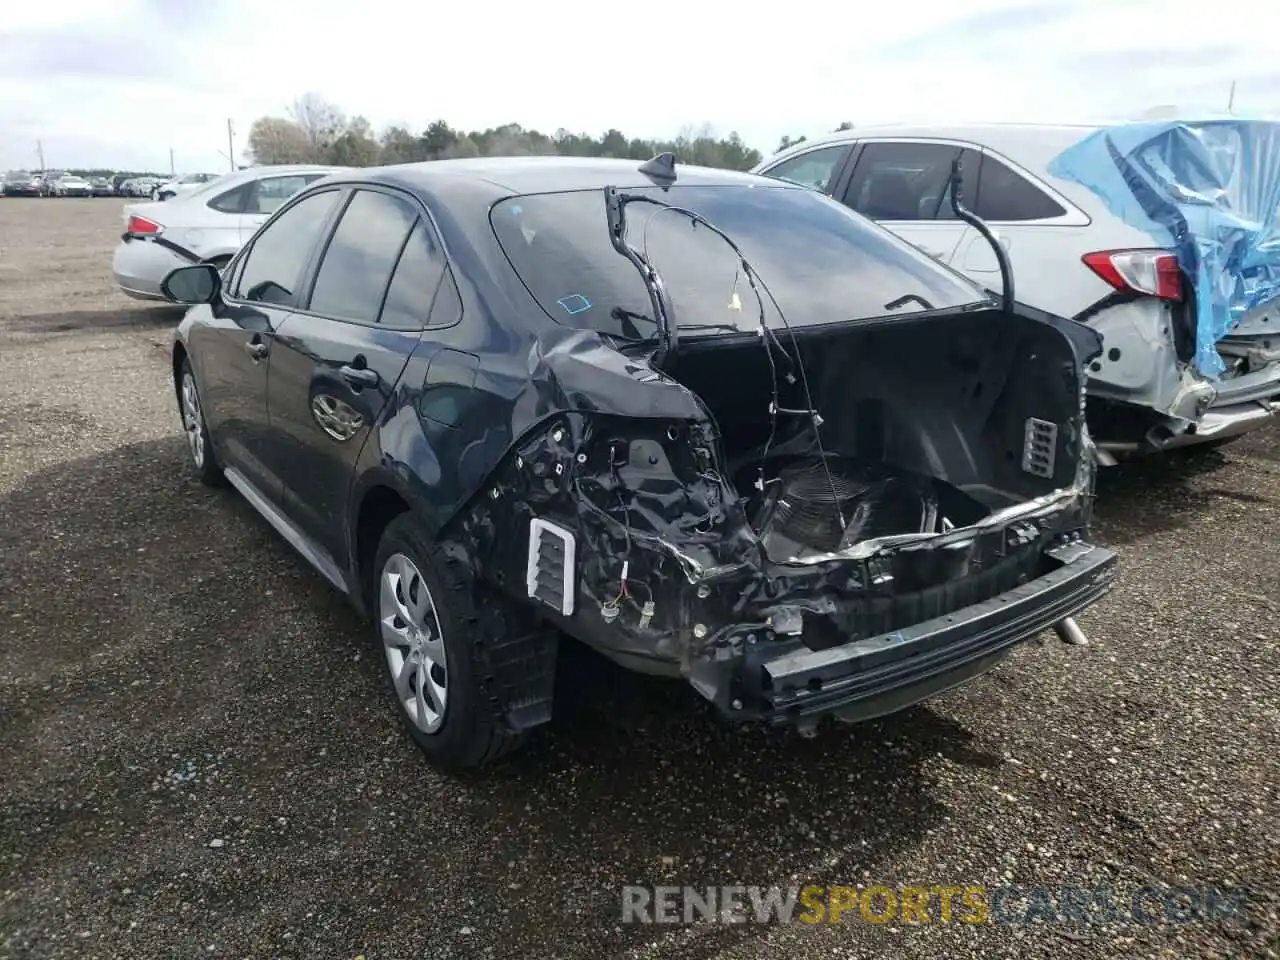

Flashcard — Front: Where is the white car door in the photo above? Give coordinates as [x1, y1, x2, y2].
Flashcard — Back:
[834, 140, 980, 265]
[239, 174, 326, 242]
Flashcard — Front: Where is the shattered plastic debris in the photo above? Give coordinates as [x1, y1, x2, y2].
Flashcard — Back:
[1049, 118, 1280, 379]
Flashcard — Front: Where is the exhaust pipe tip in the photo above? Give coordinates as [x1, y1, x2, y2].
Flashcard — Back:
[1054, 616, 1089, 646]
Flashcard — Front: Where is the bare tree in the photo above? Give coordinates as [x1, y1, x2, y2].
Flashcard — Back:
[288, 93, 345, 162]
[246, 117, 312, 165]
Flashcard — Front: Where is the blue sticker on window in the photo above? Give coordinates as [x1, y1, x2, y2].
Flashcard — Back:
[556, 294, 592, 315]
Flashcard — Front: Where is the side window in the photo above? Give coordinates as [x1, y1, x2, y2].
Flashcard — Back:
[232, 190, 341, 306]
[934, 148, 982, 221]
[380, 220, 449, 329]
[762, 145, 850, 193]
[842, 142, 963, 221]
[974, 155, 1067, 221]
[207, 182, 249, 214]
[247, 175, 320, 215]
[307, 189, 418, 323]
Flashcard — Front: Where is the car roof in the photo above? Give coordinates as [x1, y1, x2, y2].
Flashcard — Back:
[186, 164, 347, 190]
[764, 122, 1109, 168]
[356, 155, 793, 199]
[757, 121, 1124, 215]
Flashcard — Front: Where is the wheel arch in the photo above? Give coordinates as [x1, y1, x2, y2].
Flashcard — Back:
[352, 481, 415, 610]
[171, 341, 189, 405]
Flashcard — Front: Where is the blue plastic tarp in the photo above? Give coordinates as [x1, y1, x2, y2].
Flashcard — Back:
[1048, 118, 1280, 379]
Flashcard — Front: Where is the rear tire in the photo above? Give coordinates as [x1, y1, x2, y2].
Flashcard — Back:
[373, 514, 525, 769]
[178, 358, 224, 487]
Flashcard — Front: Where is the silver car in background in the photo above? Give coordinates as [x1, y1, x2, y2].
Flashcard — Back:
[112, 164, 344, 300]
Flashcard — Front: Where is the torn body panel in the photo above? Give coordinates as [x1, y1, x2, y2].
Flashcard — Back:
[1051, 119, 1280, 455]
[444, 307, 1116, 724]
[1081, 296, 1280, 456]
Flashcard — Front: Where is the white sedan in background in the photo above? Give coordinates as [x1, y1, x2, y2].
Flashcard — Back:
[112, 164, 345, 301]
[153, 172, 220, 201]
[52, 174, 94, 197]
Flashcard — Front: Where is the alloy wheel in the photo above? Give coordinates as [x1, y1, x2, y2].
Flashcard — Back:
[180, 371, 205, 468]
[379, 553, 448, 734]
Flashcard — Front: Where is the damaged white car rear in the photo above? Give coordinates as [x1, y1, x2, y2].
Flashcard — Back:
[1049, 118, 1280, 461]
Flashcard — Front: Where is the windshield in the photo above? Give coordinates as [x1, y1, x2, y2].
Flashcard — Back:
[5, 171, 30, 181]
[490, 184, 989, 340]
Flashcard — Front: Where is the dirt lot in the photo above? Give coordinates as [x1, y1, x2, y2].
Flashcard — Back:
[0, 197, 1277, 960]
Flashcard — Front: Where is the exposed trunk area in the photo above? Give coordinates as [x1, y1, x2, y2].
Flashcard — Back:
[666, 308, 1085, 562]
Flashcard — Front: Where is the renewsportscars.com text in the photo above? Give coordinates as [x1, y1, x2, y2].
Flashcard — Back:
[621, 884, 1251, 926]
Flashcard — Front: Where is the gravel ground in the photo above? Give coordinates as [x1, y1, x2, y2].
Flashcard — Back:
[0, 197, 1277, 960]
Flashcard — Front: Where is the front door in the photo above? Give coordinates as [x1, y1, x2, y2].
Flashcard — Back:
[200, 186, 345, 501]
[264, 187, 446, 568]
[188, 297, 290, 500]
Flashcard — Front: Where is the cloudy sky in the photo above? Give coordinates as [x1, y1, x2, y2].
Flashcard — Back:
[1, 0, 1276, 173]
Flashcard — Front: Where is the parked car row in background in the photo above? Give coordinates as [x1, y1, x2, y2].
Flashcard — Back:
[2, 169, 220, 199]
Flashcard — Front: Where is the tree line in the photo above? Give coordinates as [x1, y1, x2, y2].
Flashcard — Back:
[247, 93, 854, 171]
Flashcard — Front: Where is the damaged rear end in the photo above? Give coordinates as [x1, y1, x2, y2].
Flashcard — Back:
[1050, 118, 1280, 459]
[460, 168, 1118, 735]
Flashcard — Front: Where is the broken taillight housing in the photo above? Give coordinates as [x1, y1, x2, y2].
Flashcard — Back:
[1082, 249, 1183, 301]
[127, 214, 162, 235]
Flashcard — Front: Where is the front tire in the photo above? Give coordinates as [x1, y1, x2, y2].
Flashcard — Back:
[373, 514, 524, 769]
[178, 358, 223, 486]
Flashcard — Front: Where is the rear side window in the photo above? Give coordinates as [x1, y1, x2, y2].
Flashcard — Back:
[249, 175, 325, 215]
[208, 182, 249, 214]
[307, 189, 418, 323]
[974, 155, 1067, 221]
[233, 189, 340, 306]
[843, 142, 962, 220]
[762, 145, 850, 192]
[380, 221, 449, 329]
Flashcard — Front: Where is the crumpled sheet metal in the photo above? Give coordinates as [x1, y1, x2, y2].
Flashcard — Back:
[1048, 118, 1280, 379]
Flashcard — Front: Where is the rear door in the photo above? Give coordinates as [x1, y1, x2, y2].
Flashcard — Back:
[835, 140, 980, 264]
[265, 186, 447, 568]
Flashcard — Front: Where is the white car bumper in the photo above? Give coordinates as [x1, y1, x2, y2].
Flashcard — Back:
[111, 237, 191, 301]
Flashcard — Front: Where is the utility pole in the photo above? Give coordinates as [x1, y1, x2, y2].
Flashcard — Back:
[226, 119, 236, 171]
[36, 139, 45, 172]
[1227, 80, 1237, 114]
[169, 147, 175, 175]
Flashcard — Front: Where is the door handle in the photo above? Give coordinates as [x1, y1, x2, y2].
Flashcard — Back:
[339, 364, 379, 388]
[244, 340, 267, 360]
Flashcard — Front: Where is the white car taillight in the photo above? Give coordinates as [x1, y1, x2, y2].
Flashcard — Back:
[1082, 249, 1183, 301]
[127, 214, 163, 235]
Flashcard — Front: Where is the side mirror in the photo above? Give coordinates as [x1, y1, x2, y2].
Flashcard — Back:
[160, 263, 221, 304]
